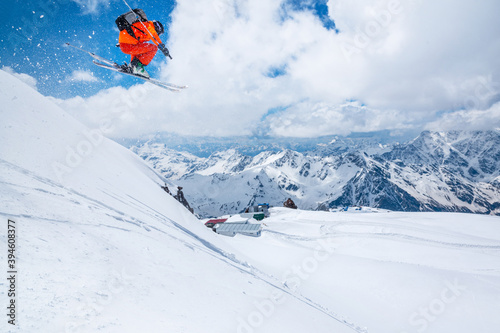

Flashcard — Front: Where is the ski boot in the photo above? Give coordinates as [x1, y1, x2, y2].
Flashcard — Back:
[130, 58, 150, 78]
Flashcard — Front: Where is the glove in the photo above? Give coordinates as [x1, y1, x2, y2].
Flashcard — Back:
[158, 43, 172, 59]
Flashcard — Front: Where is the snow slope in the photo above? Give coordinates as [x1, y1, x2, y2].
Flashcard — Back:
[1, 69, 500, 333]
[236, 208, 500, 333]
[0, 70, 362, 333]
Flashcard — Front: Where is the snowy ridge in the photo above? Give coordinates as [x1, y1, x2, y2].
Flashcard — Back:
[126, 130, 404, 158]
[133, 131, 500, 218]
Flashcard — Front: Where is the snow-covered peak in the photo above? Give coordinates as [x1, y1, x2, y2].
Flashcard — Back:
[132, 127, 500, 217]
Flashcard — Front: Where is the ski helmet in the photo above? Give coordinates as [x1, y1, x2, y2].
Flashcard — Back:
[153, 20, 164, 36]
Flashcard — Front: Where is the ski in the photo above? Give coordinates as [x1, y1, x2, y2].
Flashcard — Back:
[65, 43, 187, 92]
[92, 61, 183, 92]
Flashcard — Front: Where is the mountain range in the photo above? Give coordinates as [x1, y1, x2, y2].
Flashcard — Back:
[131, 130, 500, 218]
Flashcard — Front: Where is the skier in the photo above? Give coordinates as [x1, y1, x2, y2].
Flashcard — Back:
[66, 6, 184, 92]
[116, 8, 171, 78]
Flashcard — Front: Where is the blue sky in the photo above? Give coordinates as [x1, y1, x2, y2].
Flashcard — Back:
[2, 0, 500, 139]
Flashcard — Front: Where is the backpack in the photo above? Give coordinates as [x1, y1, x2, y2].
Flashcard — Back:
[115, 8, 148, 40]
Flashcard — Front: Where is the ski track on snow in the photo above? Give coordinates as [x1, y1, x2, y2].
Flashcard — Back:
[321, 219, 500, 245]
[263, 218, 500, 250]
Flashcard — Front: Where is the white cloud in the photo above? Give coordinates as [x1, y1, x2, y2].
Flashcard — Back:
[67, 70, 99, 83]
[58, 0, 500, 138]
[263, 101, 413, 137]
[426, 101, 500, 132]
[326, 0, 500, 112]
[2, 67, 38, 90]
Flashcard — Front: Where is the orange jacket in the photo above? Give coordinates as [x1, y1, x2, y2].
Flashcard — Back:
[119, 21, 162, 45]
